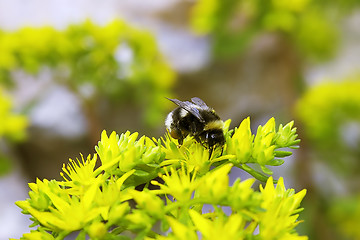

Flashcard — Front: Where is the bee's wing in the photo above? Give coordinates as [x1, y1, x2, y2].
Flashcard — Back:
[191, 97, 210, 109]
[166, 97, 205, 122]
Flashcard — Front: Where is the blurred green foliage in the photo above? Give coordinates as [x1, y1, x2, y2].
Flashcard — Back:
[0, 88, 28, 175]
[296, 79, 360, 239]
[295, 80, 360, 173]
[328, 195, 360, 240]
[0, 88, 28, 141]
[0, 20, 175, 126]
[15, 118, 307, 239]
[190, 0, 359, 60]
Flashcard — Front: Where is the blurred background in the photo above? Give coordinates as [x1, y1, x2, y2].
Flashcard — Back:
[0, 0, 360, 239]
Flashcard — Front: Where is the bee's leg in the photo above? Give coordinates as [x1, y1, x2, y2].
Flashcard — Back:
[194, 135, 207, 149]
[176, 130, 185, 146]
[169, 127, 185, 146]
[178, 136, 184, 145]
[193, 135, 201, 144]
[209, 146, 216, 159]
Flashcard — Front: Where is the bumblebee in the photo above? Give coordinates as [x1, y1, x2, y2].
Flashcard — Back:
[165, 97, 225, 151]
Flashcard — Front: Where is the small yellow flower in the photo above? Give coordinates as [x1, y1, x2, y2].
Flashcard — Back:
[197, 164, 232, 202]
[252, 118, 276, 165]
[160, 133, 193, 161]
[183, 143, 211, 174]
[189, 209, 246, 240]
[130, 189, 165, 218]
[17, 182, 101, 231]
[258, 177, 307, 240]
[60, 154, 100, 194]
[274, 121, 300, 148]
[165, 216, 198, 240]
[108, 202, 130, 225]
[152, 164, 199, 203]
[227, 178, 259, 213]
[125, 209, 154, 231]
[96, 130, 122, 166]
[87, 222, 107, 239]
[18, 230, 55, 240]
[226, 117, 253, 164]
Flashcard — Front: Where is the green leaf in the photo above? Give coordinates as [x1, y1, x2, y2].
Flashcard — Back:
[133, 170, 150, 177]
[260, 165, 273, 175]
[267, 158, 285, 166]
[240, 164, 271, 182]
[146, 163, 160, 168]
[274, 151, 292, 157]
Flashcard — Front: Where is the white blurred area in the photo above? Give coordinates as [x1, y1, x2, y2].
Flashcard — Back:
[0, 171, 31, 238]
[0, 0, 175, 29]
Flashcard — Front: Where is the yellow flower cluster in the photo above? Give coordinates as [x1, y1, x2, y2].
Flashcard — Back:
[226, 117, 299, 181]
[15, 118, 307, 239]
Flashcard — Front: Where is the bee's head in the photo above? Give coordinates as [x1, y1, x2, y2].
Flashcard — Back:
[202, 129, 225, 149]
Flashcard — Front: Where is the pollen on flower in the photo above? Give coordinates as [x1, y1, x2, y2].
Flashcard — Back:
[152, 164, 199, 202]
[60, 154, 98, 188]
